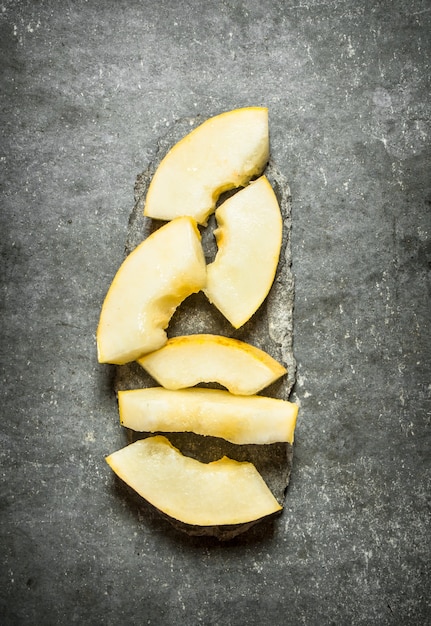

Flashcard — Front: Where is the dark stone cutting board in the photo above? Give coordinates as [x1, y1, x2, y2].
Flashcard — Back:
[112, 116, 296, 539]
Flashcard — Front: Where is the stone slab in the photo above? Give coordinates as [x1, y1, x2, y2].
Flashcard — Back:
[0, 1, 429, 624]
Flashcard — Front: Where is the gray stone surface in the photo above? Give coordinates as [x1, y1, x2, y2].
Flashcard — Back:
[1, 0, 429, 624]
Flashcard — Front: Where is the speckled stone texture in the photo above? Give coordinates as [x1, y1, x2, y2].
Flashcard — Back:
[1, 0, 430, 624]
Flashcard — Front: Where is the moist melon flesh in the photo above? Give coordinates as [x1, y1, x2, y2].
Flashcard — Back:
[118, 387, 298, 445]
[204, 176, 282, 328]
[143, 107, 269, 226]
[97, 217, 206, 365]
[106, 436, 282, 526]
[137, 334, 287, 395]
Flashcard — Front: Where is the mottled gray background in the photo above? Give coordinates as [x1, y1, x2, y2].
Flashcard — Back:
[1, 1, 430, 624]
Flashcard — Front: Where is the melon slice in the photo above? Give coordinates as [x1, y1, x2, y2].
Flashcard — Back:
[143, 107, 269, 225]
[118, 387, 298, 445]
[106, 436, 282, 526]
[137, 334, 286, 395]
[97, 217, 206, 365]
[204, 176, 282, 328]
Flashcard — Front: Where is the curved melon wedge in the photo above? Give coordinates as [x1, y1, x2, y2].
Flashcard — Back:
[106, 436, 282, 526]
[143, 107, 269, 226]
[118, 387, 298, 445]
[204, 176, 282, 328]
[97, 217, 206, 365]
[137, 334, 287, 395]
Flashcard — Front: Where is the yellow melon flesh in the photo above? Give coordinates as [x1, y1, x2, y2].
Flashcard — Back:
[97, 217, 206, 365]
[106, 436, 282, 526]
[118, 387, 298, 445]
[137, 334, 286, 395]
[204, 176, 282, 328]
[143, 107, 269, 226]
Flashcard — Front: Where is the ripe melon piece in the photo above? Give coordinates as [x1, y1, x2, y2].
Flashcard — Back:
[97, 217, 206, 365]
[105, 436, 282, 526]
[143, 107, 269, 225]
[137, 334, 287, 395]
[118, 387, 298, 445]
[204, 176, 282, 328]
